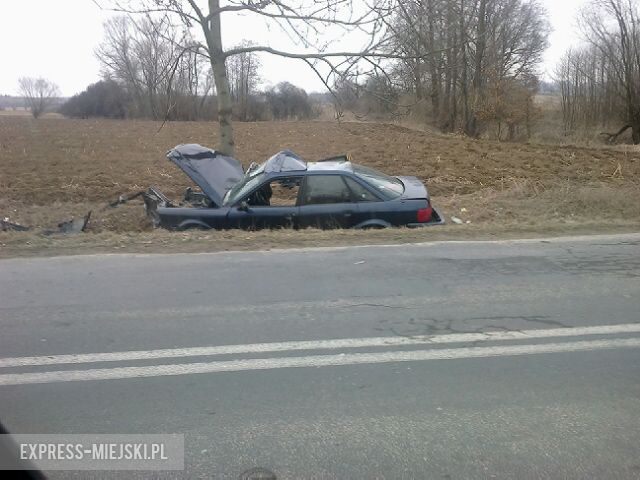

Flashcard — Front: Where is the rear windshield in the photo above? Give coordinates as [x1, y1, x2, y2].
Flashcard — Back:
[353, 164, 404, 199]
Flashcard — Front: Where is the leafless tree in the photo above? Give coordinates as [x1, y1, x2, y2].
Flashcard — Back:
[227, 42, 261, 121]
[173, 40, 215, 120]
[475, 74, 539, 140]
[556, 46, 618, 135]
[18, 77, 60, 118]
[96, 14, 217, 121]
[97, 0, 405, 156]
[96, 15, 179, 119]
[560, 0, 640, 144]
[390, 0, 549, 137]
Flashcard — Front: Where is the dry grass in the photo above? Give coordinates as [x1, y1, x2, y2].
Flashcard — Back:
[3, 116, 639, 202]
[0, 116, 639, 257]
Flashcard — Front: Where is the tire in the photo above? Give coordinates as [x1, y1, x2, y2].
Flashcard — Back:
[358, 223, 387, 230]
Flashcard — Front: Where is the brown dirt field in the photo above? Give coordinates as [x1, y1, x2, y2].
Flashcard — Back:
[1, 116, 639, 257]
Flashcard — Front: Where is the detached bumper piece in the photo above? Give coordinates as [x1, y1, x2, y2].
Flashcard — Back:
[1, 219, 30, 232]
[42, 211, 92, 235]
[1, 212, 92, 235]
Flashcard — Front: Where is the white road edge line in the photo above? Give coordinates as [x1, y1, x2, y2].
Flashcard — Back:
[1, 323, 639, 368]
[1, 338, 639, 386]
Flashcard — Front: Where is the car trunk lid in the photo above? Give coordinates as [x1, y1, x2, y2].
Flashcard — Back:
[166, 144, 244, 207]
[396, 175, 429, 200]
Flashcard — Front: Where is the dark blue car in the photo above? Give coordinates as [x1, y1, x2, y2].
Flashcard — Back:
[144, 144, 444, 230]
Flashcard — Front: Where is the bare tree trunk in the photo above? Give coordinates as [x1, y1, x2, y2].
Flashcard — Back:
[442, 0, 455, 131]
[426, 0, 441, 121]
[449, 2, 459, 132]
[205, 0, 235, 156]
[467, 0, 486, 137]
[414, 65, 424, 101]
[460, 0, 470, 133]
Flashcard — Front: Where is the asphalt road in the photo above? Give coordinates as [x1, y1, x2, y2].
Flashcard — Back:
[1, 233, 639, 479]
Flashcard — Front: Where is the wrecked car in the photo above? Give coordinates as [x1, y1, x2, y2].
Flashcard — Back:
[144, 144, 445, 230]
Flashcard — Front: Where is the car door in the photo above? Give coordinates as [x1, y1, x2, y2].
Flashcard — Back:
[341, 175, 387, 226]
[297, 174, 359, 229]
[226, 176, 302, 230]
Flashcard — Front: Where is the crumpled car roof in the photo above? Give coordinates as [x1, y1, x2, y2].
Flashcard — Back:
[263, 150, 307, 173]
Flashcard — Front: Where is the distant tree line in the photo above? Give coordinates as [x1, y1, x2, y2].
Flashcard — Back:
[60, 16, 318, 123]
[0, 95, 31, 110]
[59, 80, 128, 118]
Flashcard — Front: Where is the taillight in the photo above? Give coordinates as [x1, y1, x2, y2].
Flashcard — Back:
[417, 206, 433, 223]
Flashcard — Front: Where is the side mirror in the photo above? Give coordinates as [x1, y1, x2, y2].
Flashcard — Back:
[238, 201, 250, 212]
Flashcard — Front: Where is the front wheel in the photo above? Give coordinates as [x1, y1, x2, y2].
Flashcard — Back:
[177, 222, 210, 231]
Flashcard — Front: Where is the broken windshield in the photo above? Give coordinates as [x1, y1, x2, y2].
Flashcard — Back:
[223, 165, 266, 206]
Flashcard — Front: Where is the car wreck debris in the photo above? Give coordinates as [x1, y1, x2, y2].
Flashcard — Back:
[42, 211, 92, 235]
[1, 212, 92, 236]
[57, 210, 92, 234]
[107, 190, 146, 208]
[1, 218, 30, 232]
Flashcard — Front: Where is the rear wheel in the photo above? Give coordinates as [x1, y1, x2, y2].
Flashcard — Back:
[359, 223, 387, 230]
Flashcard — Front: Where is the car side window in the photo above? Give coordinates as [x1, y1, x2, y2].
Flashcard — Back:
[245, 177, 302, 207]
[343, 176, 379, 202]
[301, 175, 353, 205]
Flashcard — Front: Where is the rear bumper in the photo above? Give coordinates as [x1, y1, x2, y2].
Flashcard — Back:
[406, 206, 446, 227]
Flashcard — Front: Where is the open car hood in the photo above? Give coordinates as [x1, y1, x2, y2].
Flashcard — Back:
[166, 144, 244, 207]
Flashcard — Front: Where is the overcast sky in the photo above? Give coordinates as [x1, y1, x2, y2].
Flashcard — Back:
[0, 0, 589, 97]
